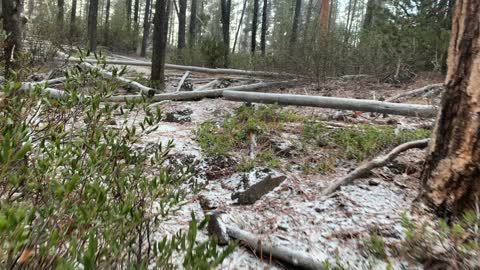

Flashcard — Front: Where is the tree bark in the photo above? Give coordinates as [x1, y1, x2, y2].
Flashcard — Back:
[290, 0, 301, 49]
[141, 0, 152, 57]
[223, 91, 437, 118]
[177, 0, 187, 49]
[57, 0, 64, 34]
[104, 0, 111, 44]
[303, 0, 313, 43]
[318, 0, 330, 41]
[87, 0, 98, 51]
[133, 0, 140, 29]
[251, 0, 259, 54]
[188, 0, 197, 47]
[420, 0, 480, 217]
[220, 0, 231, 66]
[150, 0, 169, 87]
[2, 0, 24, 77]
[260, 0, 267, 55]
[70, 0, 77, 38]
[126, 0, 132, 29]
[232, 0, 247, 54]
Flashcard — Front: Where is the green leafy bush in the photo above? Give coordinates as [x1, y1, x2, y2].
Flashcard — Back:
[0, 59, 232, 268]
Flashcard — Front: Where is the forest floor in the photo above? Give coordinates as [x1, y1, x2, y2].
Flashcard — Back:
[37, 53, 445, 269]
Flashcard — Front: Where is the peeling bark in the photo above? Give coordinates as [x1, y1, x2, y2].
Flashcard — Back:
[420, 0, 480, 217]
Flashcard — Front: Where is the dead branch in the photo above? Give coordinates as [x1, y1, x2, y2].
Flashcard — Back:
[175, 71, 190, 92]
[223, 91, 437, 118]
[57, 54, 301, 78]
[386, 84, 444, 102]
[208, 213, 326, 270]
[194, 79, 220, 91]
[106, 81, 295, 102]
[321, 139, 430, 196]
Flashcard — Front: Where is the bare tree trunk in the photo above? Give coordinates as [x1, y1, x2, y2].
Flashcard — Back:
[344, 0, 357, 45]
[87, 0, 98, 51]
[260, 0, 267, 55]
[104, 0, 110, 44]
[126, 0, 132, 30]
[303, 0, 313, 43]
[141, 0, 152, 57]
[318, 0, 330, 42]
[150, 0, 169, 87]
[177, 0, 187, 49]
[232, 0, 247, 54]
[188, 0, 197, 47]
[56, 0, 65, 35]
[420, 0, 480, 217]
[220, 0, 231, 66]
[133, 0, 139, 28]
[2, 0, 24, 77]
[290, 0, 301, 48]
[251, 0, 259, 54]
[70, 0, 77, 38]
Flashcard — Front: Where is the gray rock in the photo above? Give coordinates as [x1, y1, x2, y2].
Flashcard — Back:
[164, 108, 193, 123]
[231, 173, 287, 205]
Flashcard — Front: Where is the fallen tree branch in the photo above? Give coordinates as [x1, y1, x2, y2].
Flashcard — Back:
[106, 81, 295, 102]
[386, 83, 444, 102]
[321, 138, 430, 196]
[194, 79, 219, 91]
[175, 71, 190, 92]
[57, 54, 301, 78]
[57, 52, 157, 96]
[223, 91, 437, 118]
[20, 78, 68, 98]
[208, 213, 325, 270]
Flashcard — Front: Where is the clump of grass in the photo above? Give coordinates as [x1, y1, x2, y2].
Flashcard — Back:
[303, 122, 431, 161]
[195, 105, 302, 157]
[364, 234, 388, 260]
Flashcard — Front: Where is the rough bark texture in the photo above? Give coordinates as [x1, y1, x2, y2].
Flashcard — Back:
[421, 0, 480, 217]
[2, 0, 24, 77]
[87, 0, 98, 51]
[220, 0, 231, 66]
[260, 0, 267, 55]
[188, 0, 197, 47]
[141, 0, 152, 56]
[290, 0, 301, 48]
[318, 0, 330, 40]
[176, 0, 187, 49]
[150, 0, 169, 86]
[104, 0, 111, 43]
[251, 0, 259, 54]
[70, 0, 77, 38]
[133, 0, 139, 27]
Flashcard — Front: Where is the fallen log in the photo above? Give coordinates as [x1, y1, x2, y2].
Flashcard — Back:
[56, 54, 301, 78]
[80, 62, 157, 97]
[194, 79, 219, 91]
[57, 51, 157, 96]
[106, 81, 294, 102]
[208, 213, 325, 270]
[175, 71, 190, 92]
[321, 139, 430, 196]
[223, 91, 437, 118]
[20, 78, 68, 98]
[386, 83, 444, 102]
